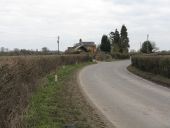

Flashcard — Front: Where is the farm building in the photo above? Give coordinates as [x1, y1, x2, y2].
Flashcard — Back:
[65, 40, 96, 54]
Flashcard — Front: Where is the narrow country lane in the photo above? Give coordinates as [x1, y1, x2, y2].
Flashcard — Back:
[79, 60, 170, 128]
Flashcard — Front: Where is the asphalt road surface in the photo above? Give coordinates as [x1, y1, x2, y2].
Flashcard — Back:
[79, 60, 170, 128]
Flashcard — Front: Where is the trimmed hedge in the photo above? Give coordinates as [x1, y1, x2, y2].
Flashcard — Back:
[111, 52, 130, 59]
[0, 55, 91, 128]
[95, 53, 112, 61]
[131, 55, 170, 78]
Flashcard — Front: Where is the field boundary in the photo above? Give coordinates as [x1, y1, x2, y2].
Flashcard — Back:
[127, 65, 170, 88]
[0, 55, 91, 128]
[23, 63, 113, 128]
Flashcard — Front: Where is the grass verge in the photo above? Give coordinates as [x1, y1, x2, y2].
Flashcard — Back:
[23, 63, 108, 128]
[127, 65, 170, 88]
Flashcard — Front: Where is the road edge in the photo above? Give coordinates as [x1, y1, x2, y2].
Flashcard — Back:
[127, 65, 170, 88]
[77, 64, 116, 128]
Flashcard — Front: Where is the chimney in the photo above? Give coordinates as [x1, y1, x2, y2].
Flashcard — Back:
[79, 38, 82, 43]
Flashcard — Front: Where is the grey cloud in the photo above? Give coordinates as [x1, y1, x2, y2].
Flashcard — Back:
[0, 0, 170, 51]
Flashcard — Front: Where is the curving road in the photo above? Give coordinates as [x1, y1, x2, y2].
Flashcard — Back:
[79, 60, 170, 128]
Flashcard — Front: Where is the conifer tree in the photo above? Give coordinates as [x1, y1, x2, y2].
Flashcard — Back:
[112, 29, 121, 52]
[120, 25, 129, 53]
[141, 41, 153, 53]
[113, 29, 121, 46]
[100, 35, 111, 53]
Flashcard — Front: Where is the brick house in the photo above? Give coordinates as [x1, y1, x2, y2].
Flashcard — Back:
[65, 40, 96, 54]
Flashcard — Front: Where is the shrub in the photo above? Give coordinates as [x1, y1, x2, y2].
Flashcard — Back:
[95, 52, 112, 61]
[0, 55, 91, 128]
[111, 52, 130, 59]
[131, 55, 170, 78]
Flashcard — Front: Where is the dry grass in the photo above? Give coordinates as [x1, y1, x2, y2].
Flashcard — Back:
[127, 65, 170, 88]
[0, 55, 91, 128]
[23, 63, 110, 128]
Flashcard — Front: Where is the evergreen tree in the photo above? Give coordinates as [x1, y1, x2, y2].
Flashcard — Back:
[113, 29, 121, 46]
[120, 25, 129, 53]
[112, 29, 121, 52]
[109, 31, 114, 43]
[100, 35, 111, 53]
[140, 41, 153, 53]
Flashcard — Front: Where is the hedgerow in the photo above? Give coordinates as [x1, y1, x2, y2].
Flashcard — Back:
[0, 55, 91, 128]
[111, 52, 130, 59]
[131, 55, 170, 78]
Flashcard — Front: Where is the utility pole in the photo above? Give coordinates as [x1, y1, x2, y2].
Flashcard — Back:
[147, 34, 149, 41]
[147, 34, 149, 53]
[57, 36, 60, 55]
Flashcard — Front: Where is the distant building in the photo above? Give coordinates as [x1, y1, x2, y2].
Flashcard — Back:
[65, 39, 96, 54]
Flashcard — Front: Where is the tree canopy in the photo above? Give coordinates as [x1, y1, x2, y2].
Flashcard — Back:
[113, 29, 121, 46]
[140, 41, 153, 53]
[100, 35, 111, 53]
[120, 25, 129, 53]
[109, 25, 130, 53]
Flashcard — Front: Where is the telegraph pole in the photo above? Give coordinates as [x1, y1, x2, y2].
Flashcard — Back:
[57, 36, 60, 55]
[147, 34, 149, 41]
[147, 34, 149, 53]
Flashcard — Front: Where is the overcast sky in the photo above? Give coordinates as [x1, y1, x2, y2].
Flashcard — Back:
[0, 0, 170, 51]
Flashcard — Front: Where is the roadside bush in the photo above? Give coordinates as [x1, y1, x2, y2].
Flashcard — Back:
[131, 55, 170, 78]
[111, 52, 130, 59]
[0, 55, 91, 128]
[95, 52, 112, 61]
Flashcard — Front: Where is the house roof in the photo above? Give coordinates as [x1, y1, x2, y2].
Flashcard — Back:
[74, 42, 96, 47]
